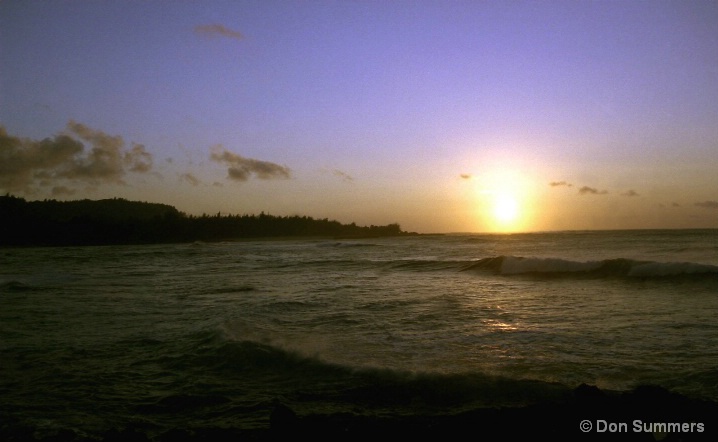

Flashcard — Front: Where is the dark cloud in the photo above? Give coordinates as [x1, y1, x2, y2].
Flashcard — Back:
[578, 186, 608, 195]
[460, 173, 473, 180]
[180, 173, 200, 186]
[621, 190, 639, 197]
[194, 24, 244, 40]
[695, 201, 718, 209]
[1, 127, 82, 190]
[126, 144, 153, 173]
[549, 181, 573, 187]
[66, 121, 154, 180]
[0, 122, 153, 194]
[210, 145, 291, 182]
[332, 169, 354, 182]
[672, 202, 681, 207]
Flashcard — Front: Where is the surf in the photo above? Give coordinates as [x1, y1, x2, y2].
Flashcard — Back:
[461, 255, 718, 281]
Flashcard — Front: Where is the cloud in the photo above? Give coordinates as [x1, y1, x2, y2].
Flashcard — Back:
[672, 202, 681, 207]
[126, 144, 153, 173]
[460, 173, 473, 180]
[1, 127, 82, 190]
[0, 122, 154, 194]
[194, 24, 244, 40]
[578, 186, 608, 195]
[180, 173, 200, 186]
[621, 190, 639, 197]
[64, 120, 154, 180]
[549, 181, 573, 187]
[331, 169, 354, 182]
[210, 145, 291, 182]
[695, 201, 718, 209]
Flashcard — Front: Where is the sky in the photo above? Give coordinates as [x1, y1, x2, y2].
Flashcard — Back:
[1, 0, 717, 233]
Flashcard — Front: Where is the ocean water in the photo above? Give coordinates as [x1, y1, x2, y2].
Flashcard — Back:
[1, 230, 717, 439]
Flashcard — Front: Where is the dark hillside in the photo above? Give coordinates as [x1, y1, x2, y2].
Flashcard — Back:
[0, 195, 408, 246]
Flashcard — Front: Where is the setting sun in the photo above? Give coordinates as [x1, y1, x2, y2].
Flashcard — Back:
[468, 167, 536, 233]
[487, 190, 526, 232]
[493, 193, 520, 224]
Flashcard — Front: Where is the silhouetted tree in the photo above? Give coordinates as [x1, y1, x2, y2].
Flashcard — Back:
[0, 195, 411, 246]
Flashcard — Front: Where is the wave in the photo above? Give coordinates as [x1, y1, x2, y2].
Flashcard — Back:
[173, 326, 718, 418]
[5, 321, 716, 441]
[176, 327, 574, 412]
[292, 254, 718, 281]
[461, 256, 718, 280]
[386, 259, 469, 272]
[316, 241, 380, 248]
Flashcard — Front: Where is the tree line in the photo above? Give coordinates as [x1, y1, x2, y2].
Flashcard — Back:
[0, 194, 409, 246]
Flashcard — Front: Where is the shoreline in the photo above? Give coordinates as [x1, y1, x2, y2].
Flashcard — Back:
[269, 384, 717, 440]
[4, 384, 717, 441]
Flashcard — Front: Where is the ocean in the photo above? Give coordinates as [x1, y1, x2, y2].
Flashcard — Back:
[2, 229, 717, 440]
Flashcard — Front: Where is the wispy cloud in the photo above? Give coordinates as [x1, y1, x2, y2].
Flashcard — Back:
[194, 24, 244, 40]
[695, 201, 718, 209]
[621, 190, 639, 197]
[180, 173, 200, 186]
[0, 121, 154, 194]
[210, 145, 291, 182]
[549, 181, 572, 187]
[578, 186, 608, 195]
[331, 169, 354, 182]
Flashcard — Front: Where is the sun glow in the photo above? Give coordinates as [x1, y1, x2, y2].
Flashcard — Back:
[493, 193, 520, 224]
[468, 167, 536, 233]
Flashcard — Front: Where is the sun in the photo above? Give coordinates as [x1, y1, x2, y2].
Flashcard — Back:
[464, 165, 536, 232]
[493, 193, 520, 224]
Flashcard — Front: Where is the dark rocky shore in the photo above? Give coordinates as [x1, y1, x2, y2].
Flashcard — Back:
[266, 384, 717, 441]
[3, 384, 716, 441]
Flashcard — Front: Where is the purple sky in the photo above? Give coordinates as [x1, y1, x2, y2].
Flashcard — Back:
[2, 0, 717, 232]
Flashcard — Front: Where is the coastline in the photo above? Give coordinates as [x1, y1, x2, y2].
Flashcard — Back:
[4, 384, 716, 441]
[270, 384, 717, 441]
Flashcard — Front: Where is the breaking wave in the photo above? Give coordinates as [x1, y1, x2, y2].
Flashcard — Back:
[180, 325, 574, 412]
[461, 256, 718, 280]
